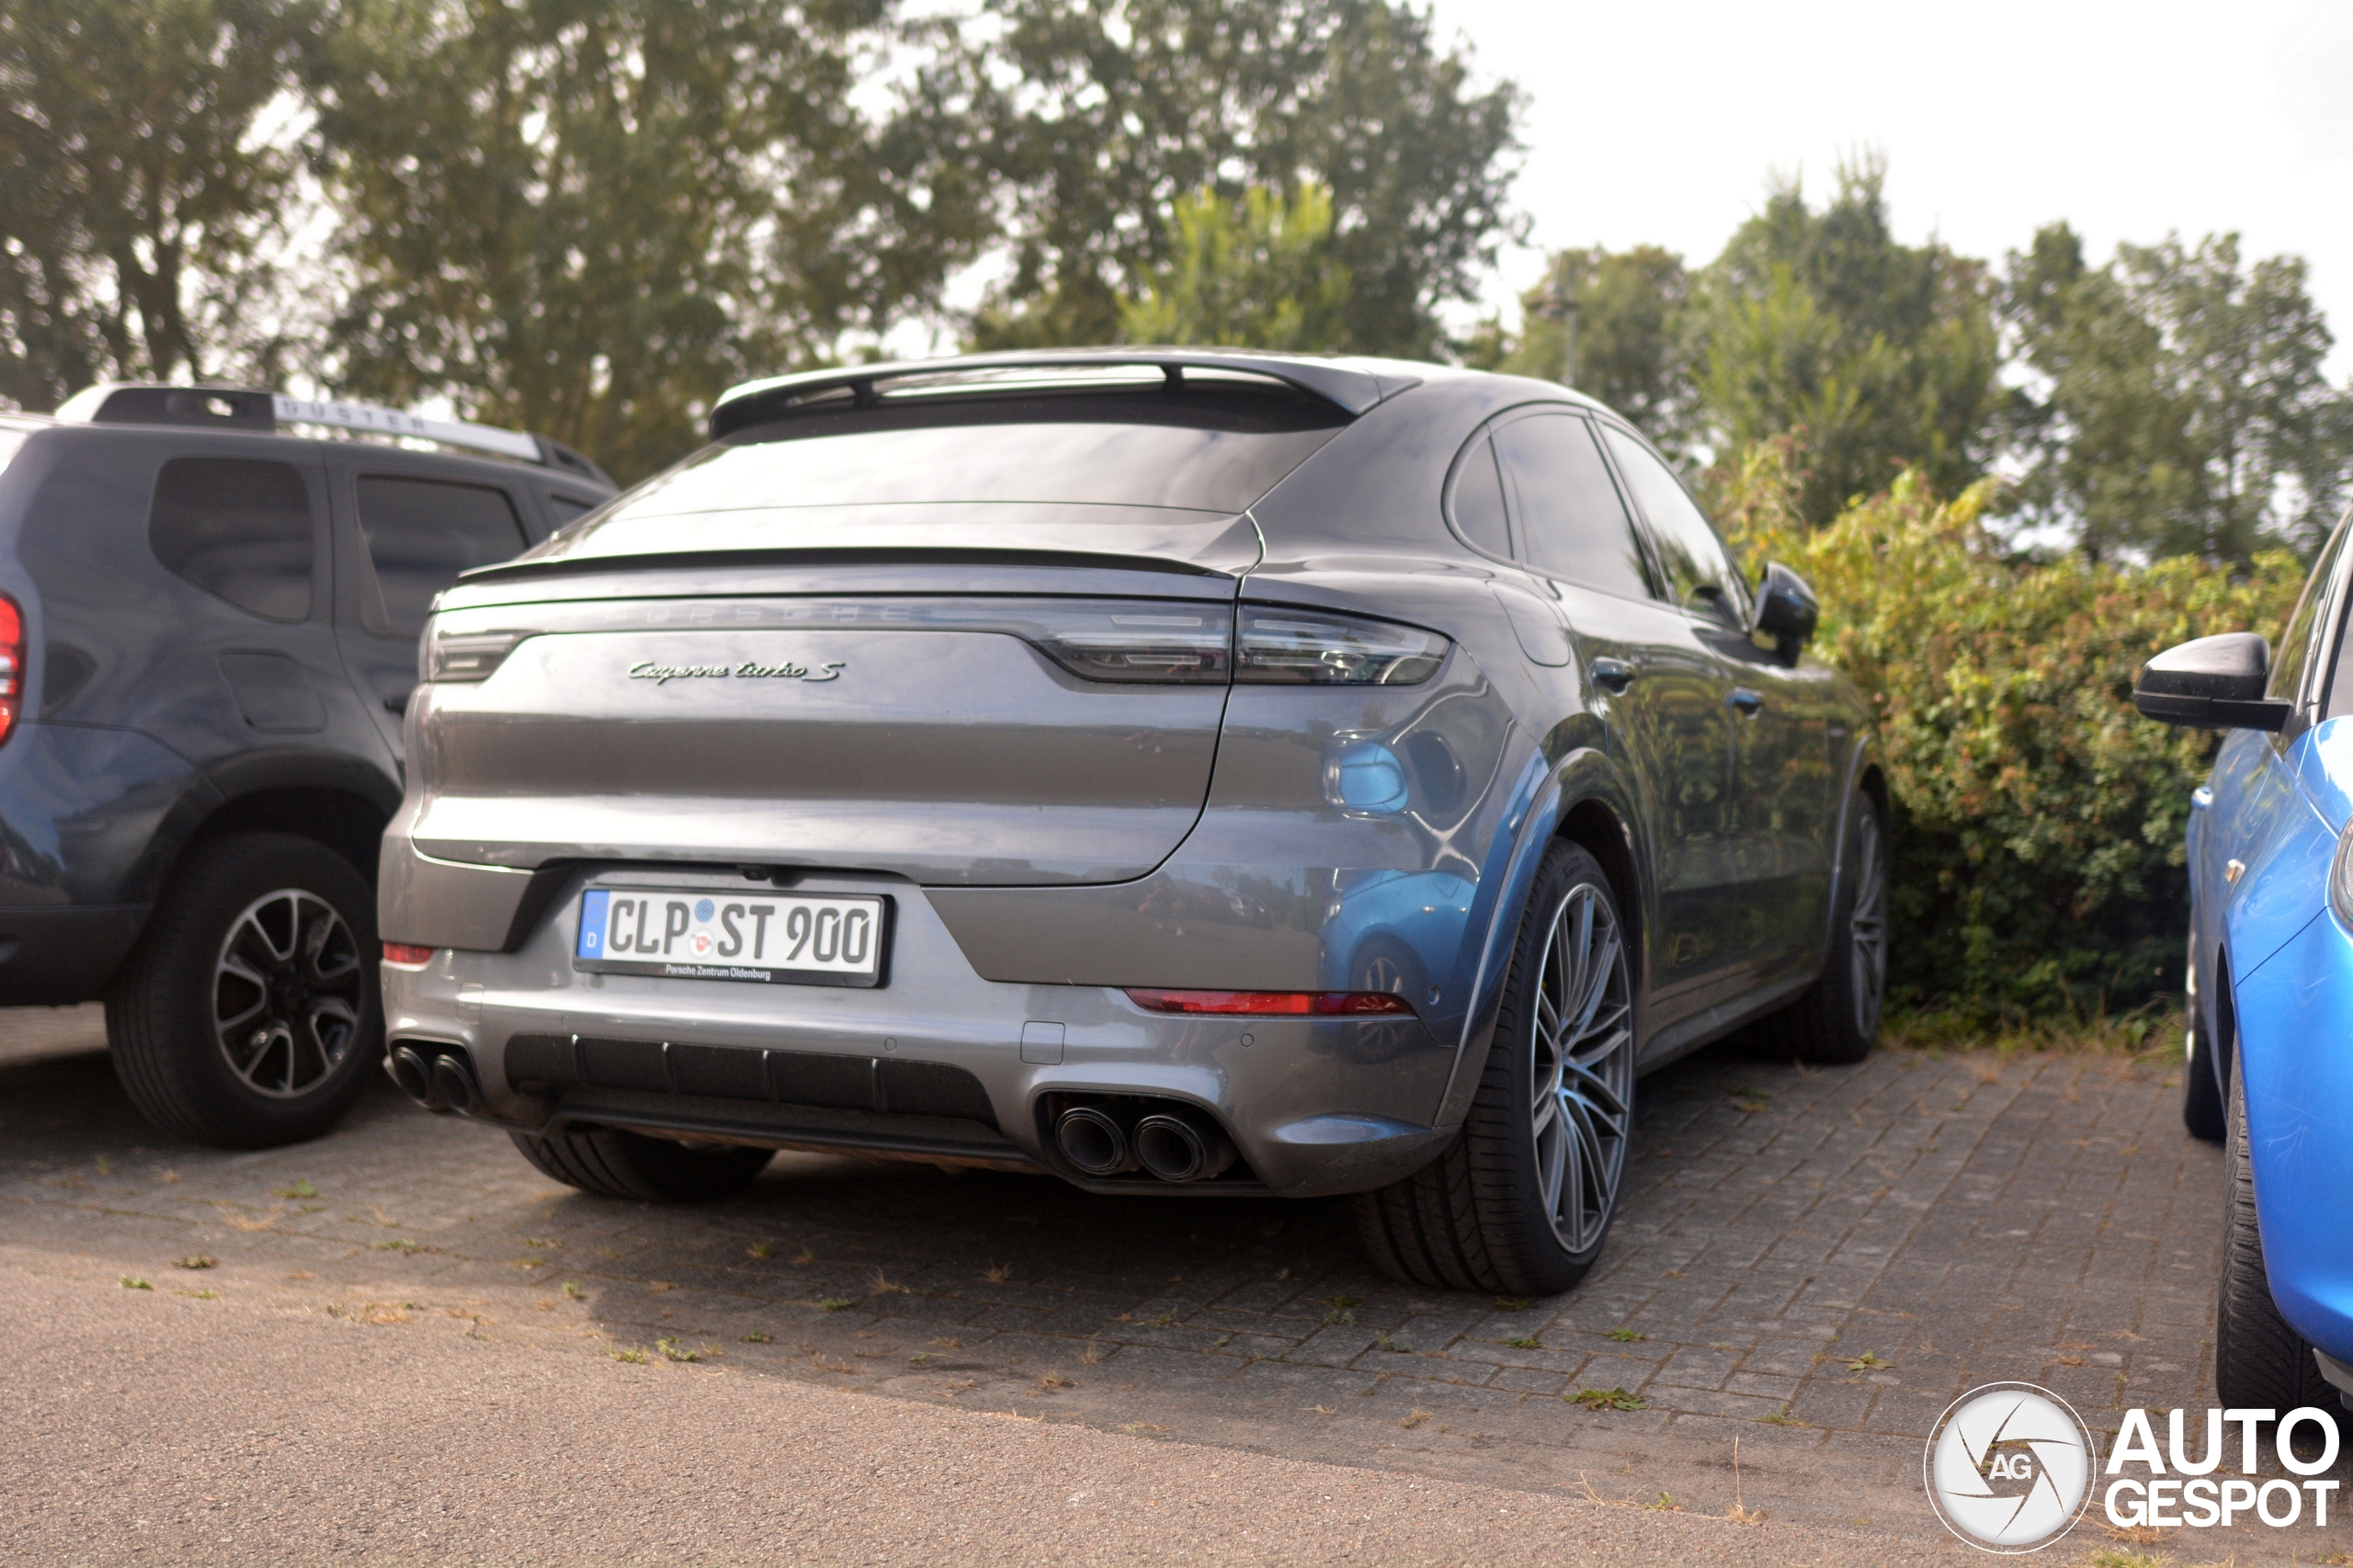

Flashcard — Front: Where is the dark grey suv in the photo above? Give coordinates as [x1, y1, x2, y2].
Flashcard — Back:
[0, 383, 612, 1145]
[381, 349, 1885, 1296]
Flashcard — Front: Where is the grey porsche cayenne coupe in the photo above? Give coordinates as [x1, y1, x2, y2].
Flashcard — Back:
[379, 349, 1886, 1295]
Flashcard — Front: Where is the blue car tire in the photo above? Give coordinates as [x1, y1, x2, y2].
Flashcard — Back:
[2182, 984, 2224, 1143]
[2215, 1066, 2332, 1411]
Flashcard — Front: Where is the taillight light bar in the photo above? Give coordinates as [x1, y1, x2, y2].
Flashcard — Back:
[0, 592, 19, 747]
[1124, 988, 1415, 1017]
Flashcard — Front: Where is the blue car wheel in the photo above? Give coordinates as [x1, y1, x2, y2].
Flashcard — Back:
[2215, 1066, 2332, 1410]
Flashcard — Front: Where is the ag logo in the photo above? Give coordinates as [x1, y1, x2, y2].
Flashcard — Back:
[1926, 1382, 2097, 1552]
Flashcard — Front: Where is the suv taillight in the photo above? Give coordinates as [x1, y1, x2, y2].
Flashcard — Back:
[0, 593, 20, 745]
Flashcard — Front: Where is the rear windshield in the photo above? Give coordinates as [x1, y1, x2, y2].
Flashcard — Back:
[585, 389, 1348, 525]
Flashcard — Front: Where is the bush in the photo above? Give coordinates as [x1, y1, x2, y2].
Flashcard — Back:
[1715, 439, 2307, 1019]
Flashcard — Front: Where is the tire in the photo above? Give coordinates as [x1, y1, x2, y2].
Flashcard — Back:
[2214, 1066, 2333, 1411]
[1753, 791, 1888, 1065]
[106, 833, 381, 1148]
[1353, 841, 1636, 1296]
[510, 1126, 774, 1202]
[2183, 949, 2225, 1142]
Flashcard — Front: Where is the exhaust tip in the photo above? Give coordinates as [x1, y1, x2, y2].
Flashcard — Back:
[1133, 1110, 1236, 1184]
[387, 1045, 448, 1111]
[428, 1051, 481, 1114]
[1054, 1106, 1134, 1176]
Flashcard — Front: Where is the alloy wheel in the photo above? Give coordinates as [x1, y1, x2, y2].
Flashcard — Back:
[1528, 881, 1636, 1255]
[1848, 811, 1889, 1040]
[212, 889, 365, 1098]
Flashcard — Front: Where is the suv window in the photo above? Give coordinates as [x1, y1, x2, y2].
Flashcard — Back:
[149, 458, 315, 622]
[1449, 437, 1510, 558]
[356, 476, 528, 639]
[1601, 425, 1747, 623]
[1491, 414, 1651, 599]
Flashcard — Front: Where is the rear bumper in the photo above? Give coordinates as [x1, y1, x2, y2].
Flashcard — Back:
[0, 903, 146, 1004]
[381, 866, 1458, 1198]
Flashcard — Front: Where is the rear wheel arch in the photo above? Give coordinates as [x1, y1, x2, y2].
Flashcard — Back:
[186, 788, 389, 892]
[1557, 795, 1643, 1002]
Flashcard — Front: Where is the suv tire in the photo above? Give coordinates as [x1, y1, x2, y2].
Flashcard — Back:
[1753, 793, 1887, 1065]
[2214, 1065, 2333, 1410]
[107, 833, 381, 1148]
[510, 1126, 775, 1202]
[1354, 841, 1635, 1296]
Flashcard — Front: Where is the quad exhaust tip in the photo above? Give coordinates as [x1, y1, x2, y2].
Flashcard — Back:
[1053, 1105, 1134, 1176]
[387, 1042, 481, 1116]
[1054, 1099, 1236, 1183]
[1133, 1110, 1235, 1184]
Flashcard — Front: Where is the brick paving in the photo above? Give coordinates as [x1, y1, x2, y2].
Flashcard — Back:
[2, 1005, 2340, 1557]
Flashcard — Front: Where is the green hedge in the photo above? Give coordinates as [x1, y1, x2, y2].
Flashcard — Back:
[1714, 442, 2306, 1019]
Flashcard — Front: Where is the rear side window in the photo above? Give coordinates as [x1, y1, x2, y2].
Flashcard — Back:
[149, 458, 315, 622]
[357, 477, 528, 639]
[1449, 437, 1510, 558]
[546, 494, 600, 526]
[1602, 426, 1747, 622]
[1492, 414, 1652, 600]
[2285, 514, 2350, 710]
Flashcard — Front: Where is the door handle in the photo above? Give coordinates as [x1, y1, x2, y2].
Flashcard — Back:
[1590, 658, 1637, 693]
[1727, 688, 1765, 715]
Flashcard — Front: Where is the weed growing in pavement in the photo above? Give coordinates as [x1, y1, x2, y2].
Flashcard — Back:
[1399, 1409, 1429, 1428]
[1038, 1370, 1074, 1390]
[596, 1246, 620, 1259]
[174, 1255, 215, 1270]
[1079, 1339, 1106, 1364]
[1846, 1351, 1893, 1372]
[931, 1336, 960, 1349]
[1645, 1492, 1680, 1512]
[1322, 1295, 1359, 1325]
[1607, 1327, 1648, 1342]
[374, 1238, 421, 1254]
[95, 1155, 112, 1175]
[1571, 1387, 1646, 1411]
[983, 1261, 1011, 1282]
[745, 1332, 773, 1343]
[1153, 1310, 1177, 1326]
[118, 1275, 151, 1290]
[175, 1289, 219, 1300]
[277, 1179, 317, 1199]
[1370, 1331, 1410, 1352]
[656, 1336, 715, 1363]
[748, 1241, 776, 1258]
[818, 1298, 855, 1312]
[792, 1248, 814, 1265]
[1760, 1412, 1808, 1427]
[609, 1348, 649, 1364]
[2086, 1552, 2162, 1568]
[562, 1281, 585, 1300]
[868, 1269, 906, 1296]
[1494, 1297, 1532, 1312]
[1730, 1086, 1771, 1112]
[1212, 1334, 1233, 1349]
[908, 1351, 929, 1366]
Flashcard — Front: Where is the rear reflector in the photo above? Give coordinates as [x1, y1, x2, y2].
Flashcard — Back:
[1124, 988, 1414, 1017]
[381, 943, 436, 966]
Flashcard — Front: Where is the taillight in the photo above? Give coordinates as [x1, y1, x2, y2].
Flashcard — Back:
[381, 943, 435, 967]
[1027, 607, 1233, 684]
[424, 623, 530, 683]
[0, 593, 20, 746]
[1124, 988, 1415, 1017]
[1233, 608, 1447, 686]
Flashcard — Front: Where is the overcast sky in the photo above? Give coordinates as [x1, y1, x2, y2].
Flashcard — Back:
[1425, 0, 2353, 376]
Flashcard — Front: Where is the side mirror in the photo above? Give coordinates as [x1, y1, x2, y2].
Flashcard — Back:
[1752, 562, 1819, 660]
[2132, 633, 2291, 731]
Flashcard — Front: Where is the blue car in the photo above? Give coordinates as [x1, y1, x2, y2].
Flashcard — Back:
[2136, 508, 2353, 1413]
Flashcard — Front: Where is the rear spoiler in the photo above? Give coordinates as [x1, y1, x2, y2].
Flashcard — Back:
[708, 349, 1422, 439]
[53, 382, 614, 488]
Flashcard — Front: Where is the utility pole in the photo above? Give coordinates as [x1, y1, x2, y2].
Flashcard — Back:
[1536, 253, 1581, 391]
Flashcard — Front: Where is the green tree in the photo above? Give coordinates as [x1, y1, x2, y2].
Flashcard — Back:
[967, 0, 1523, 358]
[1118, 182, 1351, 349]
[1500, 244, 1695, 455]
[2006, 223, 2353, 562]
[0, 0, 316, 408]
[1694, 157, 2002, 521]
[309, 0, 987, 485]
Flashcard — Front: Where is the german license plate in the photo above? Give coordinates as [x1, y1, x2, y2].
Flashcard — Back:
[572, 889, 889, 987]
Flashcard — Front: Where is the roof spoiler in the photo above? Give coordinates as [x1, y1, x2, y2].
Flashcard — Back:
[52, 383, 614, 487]
[707, 349, 1420, 440]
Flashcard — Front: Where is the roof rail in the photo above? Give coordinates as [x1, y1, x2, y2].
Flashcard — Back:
[52, 383, 614, 487]
[708, 348, 1420, 440]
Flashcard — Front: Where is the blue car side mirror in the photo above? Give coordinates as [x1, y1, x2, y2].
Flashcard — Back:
[2133, 632, 2292, 731]
[1751, 562, 1818, 662]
